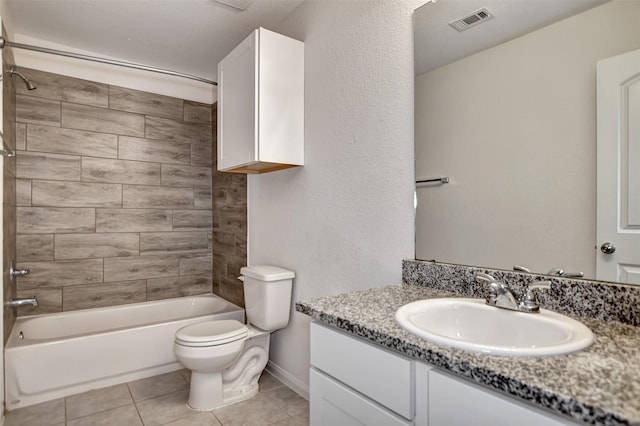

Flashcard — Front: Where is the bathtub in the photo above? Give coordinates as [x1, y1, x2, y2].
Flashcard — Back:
[5, 294, 244, 410]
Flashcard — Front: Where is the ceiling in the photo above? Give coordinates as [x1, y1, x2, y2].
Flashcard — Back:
[2, 0, 305, 84]
[414, 0, 610, 75]
[2, 0, 613, 85]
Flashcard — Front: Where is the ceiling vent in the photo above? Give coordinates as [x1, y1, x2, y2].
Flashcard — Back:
[449, 8, 494, 32]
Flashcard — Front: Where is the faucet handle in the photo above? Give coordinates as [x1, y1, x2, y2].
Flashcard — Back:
[518, 280, 551, 313]
[476, 273, 504, 306]
[476, 273, 496, 284]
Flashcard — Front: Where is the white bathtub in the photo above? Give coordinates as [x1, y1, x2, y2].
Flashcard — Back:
[5, 294, 244, 410]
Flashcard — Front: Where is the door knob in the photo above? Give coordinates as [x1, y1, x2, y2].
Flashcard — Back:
[600, 242, 616, 254]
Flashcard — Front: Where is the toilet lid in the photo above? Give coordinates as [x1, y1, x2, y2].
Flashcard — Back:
[175, 320, 248, 347]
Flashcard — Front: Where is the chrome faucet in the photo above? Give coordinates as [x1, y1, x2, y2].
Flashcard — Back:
[8, 297, 38, 308]
[476, 273, 550, 313]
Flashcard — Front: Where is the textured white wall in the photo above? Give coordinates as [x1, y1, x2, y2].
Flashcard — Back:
[415, 0, 640, 278]
[249, 0, 420, 395]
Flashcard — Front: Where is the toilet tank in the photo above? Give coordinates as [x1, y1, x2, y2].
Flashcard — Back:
[241, 265, 295, 331]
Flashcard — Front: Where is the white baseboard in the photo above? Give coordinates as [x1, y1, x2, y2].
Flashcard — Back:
[266, 361, 309, 400]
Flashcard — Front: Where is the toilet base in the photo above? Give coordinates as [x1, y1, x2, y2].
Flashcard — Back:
[187, 373, 261, 411]
[188, 371, 224, 410]
[183, 328, 270, 411]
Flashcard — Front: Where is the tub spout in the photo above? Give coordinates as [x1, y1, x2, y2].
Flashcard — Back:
[8, 297, 38, 308]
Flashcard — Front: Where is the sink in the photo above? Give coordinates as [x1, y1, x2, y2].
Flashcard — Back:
[395, 298, 593, 357]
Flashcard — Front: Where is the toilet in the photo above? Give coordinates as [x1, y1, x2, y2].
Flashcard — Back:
[174, 265, 294, 410]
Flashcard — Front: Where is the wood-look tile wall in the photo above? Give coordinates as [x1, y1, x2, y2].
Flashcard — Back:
[211, 104, 248, 307]
[14, 67, 214, 315]
[3, 25, 18, 343]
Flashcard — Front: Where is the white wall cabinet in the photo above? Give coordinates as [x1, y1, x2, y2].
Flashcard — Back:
[217, 27, 304, 174]
[310, 322, 581, 426]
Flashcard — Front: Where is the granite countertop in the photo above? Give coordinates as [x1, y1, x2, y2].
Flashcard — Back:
[296, 284, 640, 426]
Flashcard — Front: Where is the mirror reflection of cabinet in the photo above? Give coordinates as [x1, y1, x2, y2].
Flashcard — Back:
[217, 27, 304, 174]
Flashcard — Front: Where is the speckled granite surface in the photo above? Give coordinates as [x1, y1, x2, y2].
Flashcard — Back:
[403, 260, 640, 326]
[296, 270, 640, 425]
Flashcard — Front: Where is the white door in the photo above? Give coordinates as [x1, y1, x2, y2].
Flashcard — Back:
[597, 48, 640, 284]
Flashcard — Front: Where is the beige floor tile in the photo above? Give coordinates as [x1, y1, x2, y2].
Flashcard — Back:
[136, 389, 195, 426]
[67, 404, 143, 426]
[4, 398, 65, 426]
[213, 392, 290, 426]
[66, 383, 133, 420]
[261, 386, 309, 417]
[267, 414, 310, 426]
[258, 371, 284, 392]
[129, 370, 190, 402]
[158, 411, 222, 426]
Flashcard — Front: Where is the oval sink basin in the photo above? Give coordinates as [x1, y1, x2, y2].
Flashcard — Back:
[395, 298, 593, 357]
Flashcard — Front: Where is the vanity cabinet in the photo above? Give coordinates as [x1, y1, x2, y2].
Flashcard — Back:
[310, 322, 414, 425]
[217, 27, 304, 174]
[310, 322, 581, 426]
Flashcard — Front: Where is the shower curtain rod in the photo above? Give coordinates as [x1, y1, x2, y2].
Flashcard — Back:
[0, 37, 217, 86]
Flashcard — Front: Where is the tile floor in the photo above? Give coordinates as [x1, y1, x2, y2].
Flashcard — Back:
[4, 370, 309, 426]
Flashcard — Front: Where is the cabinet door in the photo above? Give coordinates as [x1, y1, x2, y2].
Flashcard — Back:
[310, 322, 414, 419]
[217, 30, 257, 171]
[428, 370, 579, 426]
[310, 369, 413, 426]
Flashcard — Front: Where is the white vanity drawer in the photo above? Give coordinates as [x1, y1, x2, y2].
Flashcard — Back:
[310, 322, 414, 419]
[310, 368, 413, 426]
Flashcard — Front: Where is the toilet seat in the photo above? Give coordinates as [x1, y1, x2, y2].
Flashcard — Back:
[176, 320, 248, 347]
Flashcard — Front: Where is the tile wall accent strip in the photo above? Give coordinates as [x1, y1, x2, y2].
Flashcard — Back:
[103, 255, 180, 282]
[16, 95, 61, 126]
[61, 102, 145, 137]
[147, 274, 212, 300]
[62, 280, 147, 311]
[31, 180, 122, 208]
[17, 67, 109, 108]
[145, 115, 211, 144]
[179, 254, 213, 276]
[183, 101, 212, 124]
[27, 124, 118, 158]
[109, 86, 184, 119]
[54, 233, 140, 260]
[16, 179, 31, 206]
[81, 157, 161, 185]
[118, 136, 191, 165]
[17, 258, 104, 289]
[17, 207, 96, 234]
[212, 231, 236, 252]
[16, 288, 62, 316]
[16, 151, 81, 181]
[190, 142, 213, 167]
[218, 207, 246, 234]
[17, 234, 54, 261]
[16, 122, 26, 150]
[95, 208, 172, 233]
[161, 164, 212, 188]
[194, 187, 213, 210]
[402, 259, 640, 326]
[122, 185, 193, 209]
[139, 231, 209, 256]
[172, 210, 213, 231]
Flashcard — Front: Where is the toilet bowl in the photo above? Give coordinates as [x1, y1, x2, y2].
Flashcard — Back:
[174, 265, 294, 410]
[174, 320, 249, 409]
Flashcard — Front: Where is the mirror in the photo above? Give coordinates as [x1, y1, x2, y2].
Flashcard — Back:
[414, 0, 640, 283]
